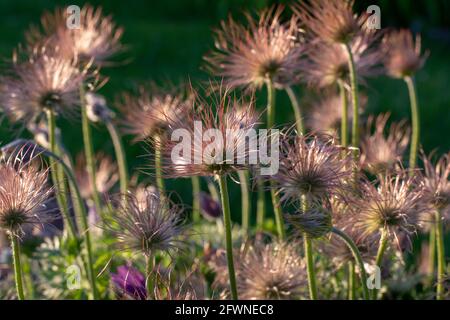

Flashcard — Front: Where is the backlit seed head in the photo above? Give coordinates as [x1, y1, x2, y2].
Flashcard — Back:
[0, 147, 55, 237]
[382, 29, 428, 79]
[237, 242, 306, 300]
[352, 172, 427, 246]
[26, 5, 124, 65]
[117, 84, 192, 141]
[274, 134, 353, 204]
[293, 0, 371, 45]
[204, 6, 304, 90]
[157, 85, 260, 178]
[301, 38, 382, 89]
[422, 152, 450, 223]
[0, 45, 95, 125]
[104, 190, 185, 257]
[287, 206, 332, 239]
[360, 113, 410, 174]
[85, 92, 113, 123]
[75, 152, 119, 199]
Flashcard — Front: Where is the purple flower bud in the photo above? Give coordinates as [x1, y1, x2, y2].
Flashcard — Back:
[199, 192, 222, 220]
[111, 265, 147, 300]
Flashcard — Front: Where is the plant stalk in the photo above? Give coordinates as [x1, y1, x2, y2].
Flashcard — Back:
[285, 86, 304, 135]
[344, 42, 360, 155]
[404, 76, 420, 172]
[106, 121, 129, 195]
[217, 174, 238, 300]
[338, 80, 349, 147]
[372, 228, 389, 299]
[302, 197, 318, 299]
[435, 210, 446, 300]
[238, 170, 251, 232]
[153, 133, 165, 194]
[191, 176, 201, 222]
[10, 235, 25, 300]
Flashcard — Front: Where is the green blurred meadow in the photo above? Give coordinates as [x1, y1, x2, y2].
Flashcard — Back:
[0, 0, 449, 224]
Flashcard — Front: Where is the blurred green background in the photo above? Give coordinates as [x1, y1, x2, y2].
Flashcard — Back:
[0, 0, 449, 218]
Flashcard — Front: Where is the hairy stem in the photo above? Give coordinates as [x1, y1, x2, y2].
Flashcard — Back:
[256, 178, 265, 231]
[435, 211, 446, 300]
[338, 80, 349, 147]
[344, 43, 360, 155]
[348, 261, 356, 300]
[302, 197, 318, 299]
[46, 109, 77, 239]
[285, 86, 304, 135]
[80, 86, 103, 218]
[372, 228, 389, 299]
[145, 254, 155, 300]
[217, 175, 238, 300]
[266, 80, 286, 240]
[404, 76, 420, 172]
[10, 235, 25, 300]
[331, 227, 370, 300]
[428, 224, 436, 286]
[191, 176, 201, 222]
[153, 133, 165, 194]
[238, 170, 251, 232]
[106, 121, 129, 195]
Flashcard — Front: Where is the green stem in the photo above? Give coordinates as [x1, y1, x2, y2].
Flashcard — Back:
[80, 86, 103, 217]
[10, 235, 25, 300]
[43, 146, 99, 299]
[191, 176, 201, 222]
[145, 254, 155, 300]
[217, 175, 238, 300]
[46, 109, 77, 239]
[404, 76, 420, 172]
[256, 178, 265, 231]
[344, 43, 360, 153]
[266, 81, 286, 240]
[428, 224, 436, 286]
[348, 261, 356, 300]
[153, 133, 165, 194]
[302, 197, 317, 299]
[435, 211, 446, 300]
[106, 121, 129, 195]
[285, 86, 304, 135]
[338, 80, 349, 147]
[331, 227, 370, 300]
[372, 228, 389, 299]
[238, 170, 251, 232]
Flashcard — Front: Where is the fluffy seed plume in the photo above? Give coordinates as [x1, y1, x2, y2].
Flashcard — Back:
[360, 113, 410, 174]
[287, 205, 333, 239]
[237, 242, 306, 300]
[293, 0, 371, 45]
[117, 85, 191, 141]
[274, 134, 353, 204]
[103, 190, 185, 257]
[422, 152, 450, 223]
[382, 29, 428, 79]
[26, 5, 123, 65]
[0, 147, 55, 237]
[157, 86, 260, 178]
[204, 6, 304, 90]
[352, 172, 427, 245]
[0, 45, 94, 125]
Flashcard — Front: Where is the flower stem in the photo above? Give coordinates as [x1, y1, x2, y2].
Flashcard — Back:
[238, 170, 251, 232]
[106, 121, 129, 195]
[256, 178, 265, 231]
[266, 80, 286, 240]
[331, 227, 370, 300]
[80, 86, 103, 217]
[344, 43, 360, 155]
[404, 76, 420, 172]
[41, 145, 99, 299]
[302, 197, 318, 299]
[10, 235, 25, 300]
[46, 109, 77, 239]
[153, 133, 165, 194]
[372, 228, 389, 299]
[191, 176, 201, 222]
[435, 210, 446, 300]
[145, 254, 155, 300]
[338, 80, 349, 147]
[285, 86, 304, 135]
[217, 174, 238, 300]
[348, 261, 356, 300]
[428, 223, 436, 286]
